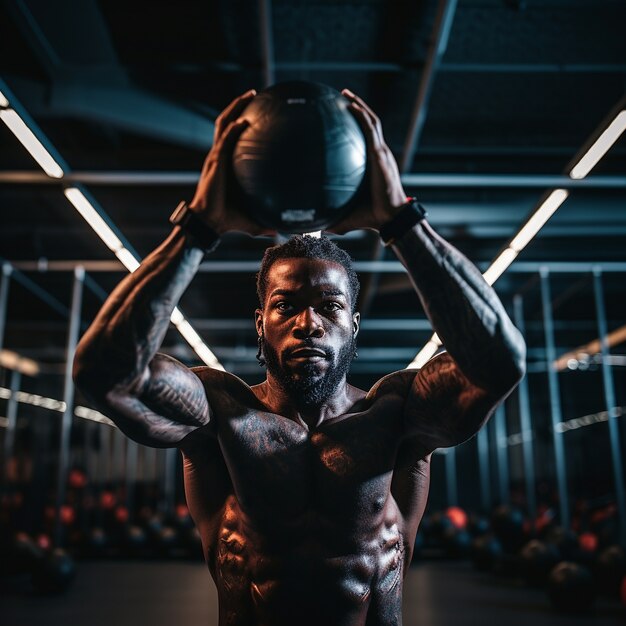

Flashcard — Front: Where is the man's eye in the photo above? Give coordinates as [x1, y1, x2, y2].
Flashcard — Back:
[322, 302, 341, 312]
[275, 301, 291, 311]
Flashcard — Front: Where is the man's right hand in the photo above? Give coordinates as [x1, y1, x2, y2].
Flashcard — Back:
[189, 89, 275, 237]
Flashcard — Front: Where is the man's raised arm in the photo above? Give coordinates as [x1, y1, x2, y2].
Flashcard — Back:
[73, 89, 269, 448]
[333, 89, 525, 451]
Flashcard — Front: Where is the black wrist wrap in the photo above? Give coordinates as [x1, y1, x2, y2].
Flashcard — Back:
[379, 198, 427, 245]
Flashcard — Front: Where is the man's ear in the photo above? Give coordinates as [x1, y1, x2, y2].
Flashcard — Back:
[255, 308, 264, 336]
[352, 312, 360, 338]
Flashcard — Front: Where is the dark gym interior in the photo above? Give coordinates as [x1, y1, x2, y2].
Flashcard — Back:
[1, 1, 625, 624]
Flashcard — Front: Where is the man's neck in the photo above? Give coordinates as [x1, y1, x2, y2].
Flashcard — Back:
[254, 374, 359, 430]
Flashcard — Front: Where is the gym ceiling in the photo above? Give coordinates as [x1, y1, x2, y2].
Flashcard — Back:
[0, 0, 625, 391]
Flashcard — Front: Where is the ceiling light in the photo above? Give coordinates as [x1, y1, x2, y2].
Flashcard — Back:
[175, 318, 223, 368]
[194, 343, 225, 370]
[570, 110, 626, 180]
[554, 323, 626, 371]
[0, 349, 40, 376]
[175, 319, 204, 349]
[170, 307, 185, 325]
[509, 189, 569, 252]
[63, 188, 222, 368]
[305, 231, 322, 238]
[115, 247, 140, 272]
[482, 247, 519, 286]
[408, 337, 441, 369]
[0, 108, 64, 178]
[75, 405, 114, 426]
[64, 187, 124, 252]
[0, 90, 8, 107]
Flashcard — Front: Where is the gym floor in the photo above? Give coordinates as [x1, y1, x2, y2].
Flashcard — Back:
[1, 560, 623, 626]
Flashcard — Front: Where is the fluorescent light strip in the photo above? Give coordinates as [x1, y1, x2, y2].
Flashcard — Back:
[408, 338, 440, 369]
[408, 189, 568, 368]
[169, 307, 224, 369]
[74, 405, 115, 427]
[0, 108, 64, 178]
[115, 247, 141, 272]
[170, 307, 185, 325]
[0, 386, 66, 412]
[509, 189, 569, 253]
[482, 248, 519, 286]
[0, 386, 115, 426]
[2, 96, 222, 370]
[555, 406, 624, 434]
[554, 323, 626, 372]
[570, 110, 626, 180]
[305, 231, 322, 238]
[0, 349, 40, 376]
[64, 187, 124, 252]
[63, 190, 220, 364]
[63, 187, 221, 366]
[63, 187, 219, 370]
[407, 106, 626, 370]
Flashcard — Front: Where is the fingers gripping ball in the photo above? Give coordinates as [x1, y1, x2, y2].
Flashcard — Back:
[232, 81, 366, 233]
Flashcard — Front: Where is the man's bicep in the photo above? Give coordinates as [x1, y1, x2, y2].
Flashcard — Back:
[404, 353, 501, 452]
[101, 353, 212, 448]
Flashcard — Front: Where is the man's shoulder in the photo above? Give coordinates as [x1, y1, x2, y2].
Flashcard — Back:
[189, 366, 258, 405]
[366, 369, 418, 402]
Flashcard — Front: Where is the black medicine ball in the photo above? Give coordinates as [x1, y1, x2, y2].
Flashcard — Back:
[232, 81, 367, 233]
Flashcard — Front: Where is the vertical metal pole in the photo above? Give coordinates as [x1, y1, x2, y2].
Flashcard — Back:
[112, 426, 126, 486]
[539, 268, 569, 527]
[445, 448, 458, 507]
[0, 262, 12, 354]
[125, 440, 138, 520]
[144, 445, 156, 483]
[400, 0, 458, 172]
[592, 269, 626, 544]
[2, 370, 21, 482]
[258, 0, 275, 87]
[477, 425, 491, 512]
[54, 266, 84, 546]
[163, 447, 177, 517]
[494, 404, 509, 505]
[513, 295, 537, 520]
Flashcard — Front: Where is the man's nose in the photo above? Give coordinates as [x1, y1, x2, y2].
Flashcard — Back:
[293, 307, 325, 338]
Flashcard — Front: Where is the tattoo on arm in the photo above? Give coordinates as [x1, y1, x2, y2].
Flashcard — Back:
[73, 228, 211, 446]
[405, 353, 501, 451]
[391, 221, 525, 449]
[392, 221, 526, 393]
[102, 355, 211, 448]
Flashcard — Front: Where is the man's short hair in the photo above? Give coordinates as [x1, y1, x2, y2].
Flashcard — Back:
[256, 235, 360, 311]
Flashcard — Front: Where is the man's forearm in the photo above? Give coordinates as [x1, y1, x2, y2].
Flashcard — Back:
[390, 220, 526, 392]
[74, 227, 205, 395]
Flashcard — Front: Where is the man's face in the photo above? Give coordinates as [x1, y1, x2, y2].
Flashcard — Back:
[256, 258, 360, 407]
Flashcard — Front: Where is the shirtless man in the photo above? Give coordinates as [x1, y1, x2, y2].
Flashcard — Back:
[73, 89, 526, 625]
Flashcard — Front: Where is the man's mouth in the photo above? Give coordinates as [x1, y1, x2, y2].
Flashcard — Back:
[288, 347, 327, 361]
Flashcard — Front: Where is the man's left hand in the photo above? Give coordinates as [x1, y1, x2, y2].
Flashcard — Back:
[326, 89, 408, 235]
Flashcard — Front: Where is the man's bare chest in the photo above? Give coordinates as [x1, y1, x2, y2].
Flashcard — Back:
[215, 396, 406, 524]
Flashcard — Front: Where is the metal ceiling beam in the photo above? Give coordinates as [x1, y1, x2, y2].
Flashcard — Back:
[400, 0, 458, 172]
[259, 0, 276, 87]
[2, 171, 625, 188]
[5, 0, 214, 148]
[6, 0, 122, 79]
[137, 61, 626, 75]
[9, 261, 626, 274]
[7, 77, 215, 150]
[440, 63, 626, 74]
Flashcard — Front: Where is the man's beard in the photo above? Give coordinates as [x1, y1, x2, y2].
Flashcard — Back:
[263, 335, 356, 408]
